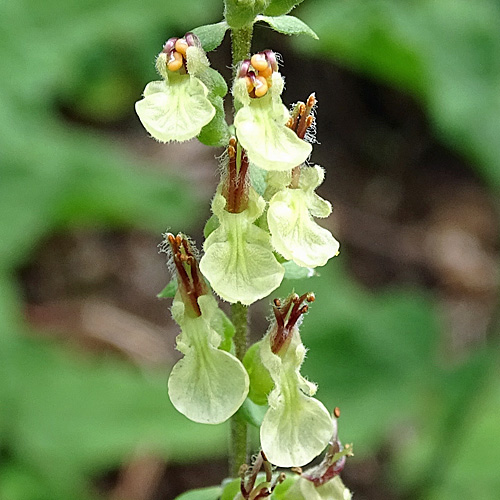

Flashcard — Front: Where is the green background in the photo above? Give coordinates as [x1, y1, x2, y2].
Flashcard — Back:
[1, 0, 499, 499]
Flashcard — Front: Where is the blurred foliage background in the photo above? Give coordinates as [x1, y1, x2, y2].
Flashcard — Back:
[1, 0, 499, 499]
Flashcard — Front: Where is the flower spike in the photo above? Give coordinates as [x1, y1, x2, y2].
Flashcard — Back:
[163, 233, 249, 424]
[259, 293, 334, 467]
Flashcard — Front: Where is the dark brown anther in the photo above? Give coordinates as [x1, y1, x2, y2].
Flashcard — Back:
[239, 464, 249, 478]
[272, 304, 284, 335]
[334, 406, 341, 418]
[224, 140, 250, 214]
[273, 298, 281, 308]
[261, 451, 273, 482]
[271, 473, 286, 490]
[162, 37, 177, 54]
[253, 488, 270, 499]
[271, 292, 315, 354]
[306, 93, 316, 111]
[165, 233, 206, 317]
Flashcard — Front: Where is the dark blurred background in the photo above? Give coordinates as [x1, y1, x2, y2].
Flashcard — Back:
[1, 0, 499, 499]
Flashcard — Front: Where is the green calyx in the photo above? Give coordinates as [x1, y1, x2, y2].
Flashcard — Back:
[243, 340, 274, 405]
[224, 0, 270, 29]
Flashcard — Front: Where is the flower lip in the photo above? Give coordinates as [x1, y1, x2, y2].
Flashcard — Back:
[301, 410, 353, 487]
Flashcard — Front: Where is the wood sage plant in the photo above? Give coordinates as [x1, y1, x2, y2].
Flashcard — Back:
[135, 0, 353, 498]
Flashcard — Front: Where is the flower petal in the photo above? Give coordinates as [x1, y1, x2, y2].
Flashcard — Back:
[260, 332, 334, 467]
[234, 95, 312, 171]
[200, 191, 284, 305]
[261, 389, 334, 467]
[168, 295, 249, 424]
[289, 476, 352, 500]
[135, 75, 215, 143]
[268, 188, 339, 268]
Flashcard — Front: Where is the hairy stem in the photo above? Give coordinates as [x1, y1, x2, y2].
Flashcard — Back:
[227, 19, 253, 478]
[229, 302, 249, 476]
[231, 25, 254, 74]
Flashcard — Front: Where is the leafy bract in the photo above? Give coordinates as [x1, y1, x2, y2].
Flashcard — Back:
[257, 15, 318, 39]
[192, 21, 229, 52]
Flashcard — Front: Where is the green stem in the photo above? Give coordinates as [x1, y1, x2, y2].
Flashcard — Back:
[229, 302, 249, 476]
[231, 25, 254, 73]
[227, 19, 253, 478]
[231, 301, 248, 360]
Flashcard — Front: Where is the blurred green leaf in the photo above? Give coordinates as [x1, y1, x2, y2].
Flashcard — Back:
[0, 1, 224, 499]
[220, 478, 241, 500]
[277, 261, 440, 454]
[299, 0, 500, 189]
[158, 279, 178, 298]
[1, 334, 228, 499]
